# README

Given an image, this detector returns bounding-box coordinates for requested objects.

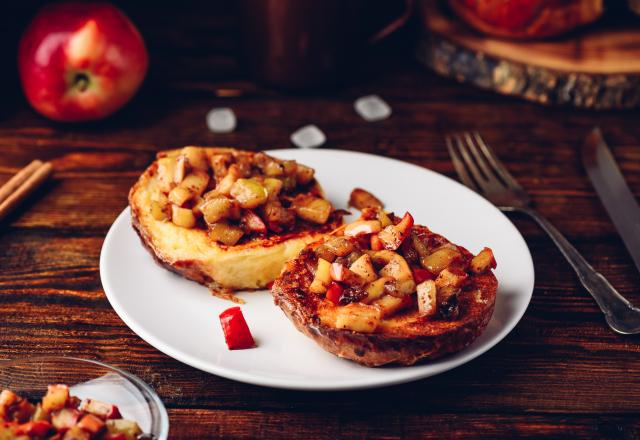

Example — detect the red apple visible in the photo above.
[18,2,148,122]
[448,0,603,39]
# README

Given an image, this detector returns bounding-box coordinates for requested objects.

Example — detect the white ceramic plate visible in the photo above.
[100,149,534,391]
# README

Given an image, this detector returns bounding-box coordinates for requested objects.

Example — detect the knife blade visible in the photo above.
[583,127,640,274]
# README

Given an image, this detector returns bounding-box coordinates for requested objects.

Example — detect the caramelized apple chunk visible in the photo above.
[151,148,339,244]
[291,195,332,225]
[470,247,497,274]
[209,222,244,246]
[348,188,383,210]
[302,209,496,326]
[335,303,381,333]
[171,205,197,228]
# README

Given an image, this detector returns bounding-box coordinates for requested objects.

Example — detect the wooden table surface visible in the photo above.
[1,2,640,439]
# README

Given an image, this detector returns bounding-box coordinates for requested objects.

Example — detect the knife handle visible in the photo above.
[522,208,638,334]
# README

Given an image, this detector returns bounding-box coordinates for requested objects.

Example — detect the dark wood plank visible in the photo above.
[166,409,640,440]
[1,1,639,437]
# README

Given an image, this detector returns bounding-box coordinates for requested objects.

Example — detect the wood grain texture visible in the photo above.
[417,2,640,108]
[1,1,640,438]
[421,1,640,74]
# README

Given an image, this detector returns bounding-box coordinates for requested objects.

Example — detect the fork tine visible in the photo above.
[452,133,491,192]
[462,132,503,186]
[446,135,479,192]
[472,132,525,192]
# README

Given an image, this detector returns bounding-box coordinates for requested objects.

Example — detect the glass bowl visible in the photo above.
[0,356,169,439]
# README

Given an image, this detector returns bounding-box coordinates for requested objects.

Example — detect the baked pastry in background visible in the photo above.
[448,0,604,39]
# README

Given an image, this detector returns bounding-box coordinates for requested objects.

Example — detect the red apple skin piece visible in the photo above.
[241,209,267,234]
[329,263,365,287]
[219,307,256,350]
[370,234,384,251]
[76,414,106,434]
[18,2,148,122]
[330,263,346,282]
[412,267,435,284]
[325,282,343,305]
[15,421,52,436]
[80,399,121,419]
[378,212,414,251]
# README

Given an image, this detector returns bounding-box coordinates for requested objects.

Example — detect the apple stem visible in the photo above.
[74,73,90,92]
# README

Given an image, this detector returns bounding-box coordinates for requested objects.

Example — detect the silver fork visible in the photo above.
[446,131,640,335]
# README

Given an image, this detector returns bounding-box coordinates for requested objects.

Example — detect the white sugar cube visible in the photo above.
[354,95,391,122]
[206,107,236,133]
[290,125,326,149]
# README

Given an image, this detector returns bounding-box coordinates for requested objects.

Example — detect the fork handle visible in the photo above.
[520,208,635,323]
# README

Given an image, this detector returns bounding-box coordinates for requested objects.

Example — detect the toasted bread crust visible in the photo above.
[129,148,342,290]
[271,227,497,366]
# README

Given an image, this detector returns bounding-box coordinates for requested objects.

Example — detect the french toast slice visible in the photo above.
[129,147,343,290]
[271,208,497,366]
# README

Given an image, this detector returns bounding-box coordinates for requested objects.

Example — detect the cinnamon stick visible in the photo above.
[0,161,53,222]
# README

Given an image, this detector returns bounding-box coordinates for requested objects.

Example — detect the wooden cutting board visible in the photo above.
[416,1,640,109]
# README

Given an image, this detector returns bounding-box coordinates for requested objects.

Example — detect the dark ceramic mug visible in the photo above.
[239,0,413,89]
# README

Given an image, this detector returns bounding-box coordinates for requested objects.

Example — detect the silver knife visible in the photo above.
[583,127,640,274]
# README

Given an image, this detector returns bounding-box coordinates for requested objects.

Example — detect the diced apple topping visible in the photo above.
[310,209,496,327]
[230,178,268,209]
[182,146,209,171]
[374,251,414,285]
[42,385,69,412]
[79,399,121,420]
[309,258,332,294]
[372,295,412,318]
[171,205,196,228]
[76,414,105,434]
[156,157,176,193]
[376,210,393,227]
[296,164,315,185]
[51,408,81,430]
[323,237,355,257]
[335,303,381,333]
[201,197,240,225]
[168,185,192,206]
[174,154,188,184]
[344,220,381,237]
[263,177,283,200]
[209,222,244,246]
[470,247,497,274]
[416,280,437,317]
[215,163,241,195]
[0,389,18,409]
[179,171,210,196]
[291,195,332,224]
[63,425,91,440]
[420,246,461,274]
[153,148,337,242]
[106,418,142,440]
[435,267,468,289]
[348,188,383,210]
[240,209,267,234]
[348,254,377,283]
[150,200,170,221]
[330,263,366,287]
[362,276,392,304]
[0,386,146,439]
[377,212,414,250]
